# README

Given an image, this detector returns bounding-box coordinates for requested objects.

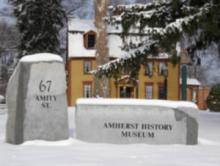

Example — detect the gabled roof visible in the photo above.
[69,19,96,32]
[68,19,171,59]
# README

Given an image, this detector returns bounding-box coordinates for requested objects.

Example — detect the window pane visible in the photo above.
[192,89,197,103]
[159,62,167,76]
[88,34,95,48]
[83,84,92,98]
[145,85,153,99]
[84,61,91,74]
[159,84,167,99]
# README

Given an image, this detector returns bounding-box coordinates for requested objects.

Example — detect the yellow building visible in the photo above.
[67,19,180,106]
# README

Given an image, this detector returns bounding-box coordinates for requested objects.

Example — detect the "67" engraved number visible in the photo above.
[39,80,52,92]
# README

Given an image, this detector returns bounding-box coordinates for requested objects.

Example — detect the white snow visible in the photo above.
[68,19,96,32]
[0,105,220,166]
[180,78,201,86]
[0,95,5,102]
[68,33,96,58]
[76,98,198,109]
[68,19,171,59]
[108,34,127,58]
[20,53,63,62]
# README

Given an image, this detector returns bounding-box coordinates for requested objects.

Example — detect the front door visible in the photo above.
[119,86,135,98]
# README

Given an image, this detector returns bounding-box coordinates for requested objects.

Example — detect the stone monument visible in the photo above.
[6,53,69,144]
[76,99,198,145]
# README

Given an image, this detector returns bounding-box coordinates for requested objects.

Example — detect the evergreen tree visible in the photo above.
[207,84,220,112]
[94,0,220,78]
[9,0,65,58]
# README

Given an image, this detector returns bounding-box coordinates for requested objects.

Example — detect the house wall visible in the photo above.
[68,58,95,106]
[68,58,180,106]
[198,86,210,110]
[179,85,210,110]
[138,60,179,100]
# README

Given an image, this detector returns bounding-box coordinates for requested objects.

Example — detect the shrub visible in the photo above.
[207,84,220,112]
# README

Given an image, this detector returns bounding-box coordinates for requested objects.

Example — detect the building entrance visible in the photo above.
[119,86,135,98]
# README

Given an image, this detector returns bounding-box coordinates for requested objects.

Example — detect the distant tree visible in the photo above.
[207,84,220,112]
[0,21,18,96]
[111,0,151,6]
[62,0,86,17]
[94,0,220,78]
[9,0,65,58]
[0,21,18,53]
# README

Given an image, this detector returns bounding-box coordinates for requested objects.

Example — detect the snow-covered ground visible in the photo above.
[0,107,220,166]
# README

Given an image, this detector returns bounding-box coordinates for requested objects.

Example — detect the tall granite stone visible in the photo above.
[76,99,198,145]
[6,53,69,144]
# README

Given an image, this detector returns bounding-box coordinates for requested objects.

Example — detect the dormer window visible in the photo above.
[84,31,96,49]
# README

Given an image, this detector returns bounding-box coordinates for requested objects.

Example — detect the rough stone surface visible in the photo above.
[76,100,198,145]
[6,55,69,144]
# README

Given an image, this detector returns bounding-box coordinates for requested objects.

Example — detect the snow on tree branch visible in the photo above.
[94,2,213,78]
[109,0,172,14]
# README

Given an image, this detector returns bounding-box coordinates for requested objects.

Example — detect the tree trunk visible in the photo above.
[94,0,110,97]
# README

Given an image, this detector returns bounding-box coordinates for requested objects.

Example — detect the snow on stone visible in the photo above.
[20,53,63,62]
[76,98,198,109]
[180,78,201,86]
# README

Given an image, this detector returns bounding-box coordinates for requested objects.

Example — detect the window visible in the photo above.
[84,60,92,74]
[158,83,167,99]
[192,89,197,103]
[84,31,96,49]
[159,62,168,76]
[144,62,153,76]
[83,82,92,98]
[145,84,153,99]
[87,34,96,48]
[119,86,135,98]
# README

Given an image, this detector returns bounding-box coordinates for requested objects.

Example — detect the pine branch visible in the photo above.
[94,3,212,77]
[110,0,173,14]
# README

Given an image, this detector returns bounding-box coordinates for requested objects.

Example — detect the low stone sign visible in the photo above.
[76,99,198,145]
[6,53,69,144]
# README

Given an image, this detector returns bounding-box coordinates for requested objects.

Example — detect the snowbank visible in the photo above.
[0,107,220,166]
